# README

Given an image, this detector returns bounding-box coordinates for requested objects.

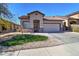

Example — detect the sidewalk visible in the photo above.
[0,32,22,42]
[0,32,79,56]
[0,32,22,38]
[0,42,79,56]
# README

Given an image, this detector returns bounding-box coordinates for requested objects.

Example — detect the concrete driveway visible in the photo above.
[49,32,79,44]
[0,32,79,56]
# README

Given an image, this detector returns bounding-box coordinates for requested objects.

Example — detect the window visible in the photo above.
[70,21,77,24]
[23,22,31,29]
[35,13,38,15]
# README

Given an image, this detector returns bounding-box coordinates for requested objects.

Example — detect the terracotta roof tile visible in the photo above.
[44,16,67,20]
[19,16,28,19]
[28,11,45,16]
[66,11,79,16]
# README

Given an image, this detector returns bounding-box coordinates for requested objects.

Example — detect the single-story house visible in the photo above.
[19,11,79,33]
[10,23,21,32]
[0,19,21,33]
[0,25,2,33]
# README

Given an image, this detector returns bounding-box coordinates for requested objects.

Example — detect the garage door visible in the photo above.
[43,24,60,32]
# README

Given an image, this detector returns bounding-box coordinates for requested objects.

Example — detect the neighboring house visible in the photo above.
[19,11,79,33]
[10,22,21,32]
[0,25,2,33]
[0,19,21,33]
[66,11,79,26]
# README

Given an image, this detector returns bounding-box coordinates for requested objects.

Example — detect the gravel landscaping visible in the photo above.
[0,34,64,52]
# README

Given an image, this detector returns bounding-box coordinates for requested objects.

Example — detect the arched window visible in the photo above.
[70,21,77,24]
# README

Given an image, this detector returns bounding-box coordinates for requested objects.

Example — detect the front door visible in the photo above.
[33,20,40,32]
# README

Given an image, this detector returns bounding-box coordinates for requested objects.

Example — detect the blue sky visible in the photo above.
[8,3,79,24]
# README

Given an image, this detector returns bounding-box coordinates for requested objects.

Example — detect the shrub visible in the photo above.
[0,34,48,46]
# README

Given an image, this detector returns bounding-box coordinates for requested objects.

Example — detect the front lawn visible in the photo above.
[0,34,48,46]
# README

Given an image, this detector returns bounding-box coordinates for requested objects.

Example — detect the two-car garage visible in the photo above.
[43,23,61,32]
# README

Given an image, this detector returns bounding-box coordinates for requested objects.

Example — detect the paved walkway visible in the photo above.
[0,32,22,38]
[0,42,79,56]
[0,32,79,56]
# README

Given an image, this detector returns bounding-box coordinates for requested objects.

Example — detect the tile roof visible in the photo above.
[66,11,79,16]
[19,16,29,19]
[44,16,68,20]
[28,11,45,16]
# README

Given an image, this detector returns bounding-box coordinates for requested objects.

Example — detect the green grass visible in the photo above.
[0,34,48,46]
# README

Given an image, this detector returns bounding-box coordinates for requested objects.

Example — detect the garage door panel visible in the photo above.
[43,24,60,32]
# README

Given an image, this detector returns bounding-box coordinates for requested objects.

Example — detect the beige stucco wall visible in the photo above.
[68,19,79,26]
[29,12,44,29]
[68,14,79,27]
[70,14,79,19]
[20,12,44,32]
[64,19,69,27]
[0,25,2,32]
[65,14,79,29]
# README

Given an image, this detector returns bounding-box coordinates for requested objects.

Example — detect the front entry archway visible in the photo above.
[70,21,77,24]
[33,20,40,32]
[69,20,77,31]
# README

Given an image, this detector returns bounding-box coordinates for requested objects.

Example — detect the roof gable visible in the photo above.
[67,11,79,16]
[28,11,45,16]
